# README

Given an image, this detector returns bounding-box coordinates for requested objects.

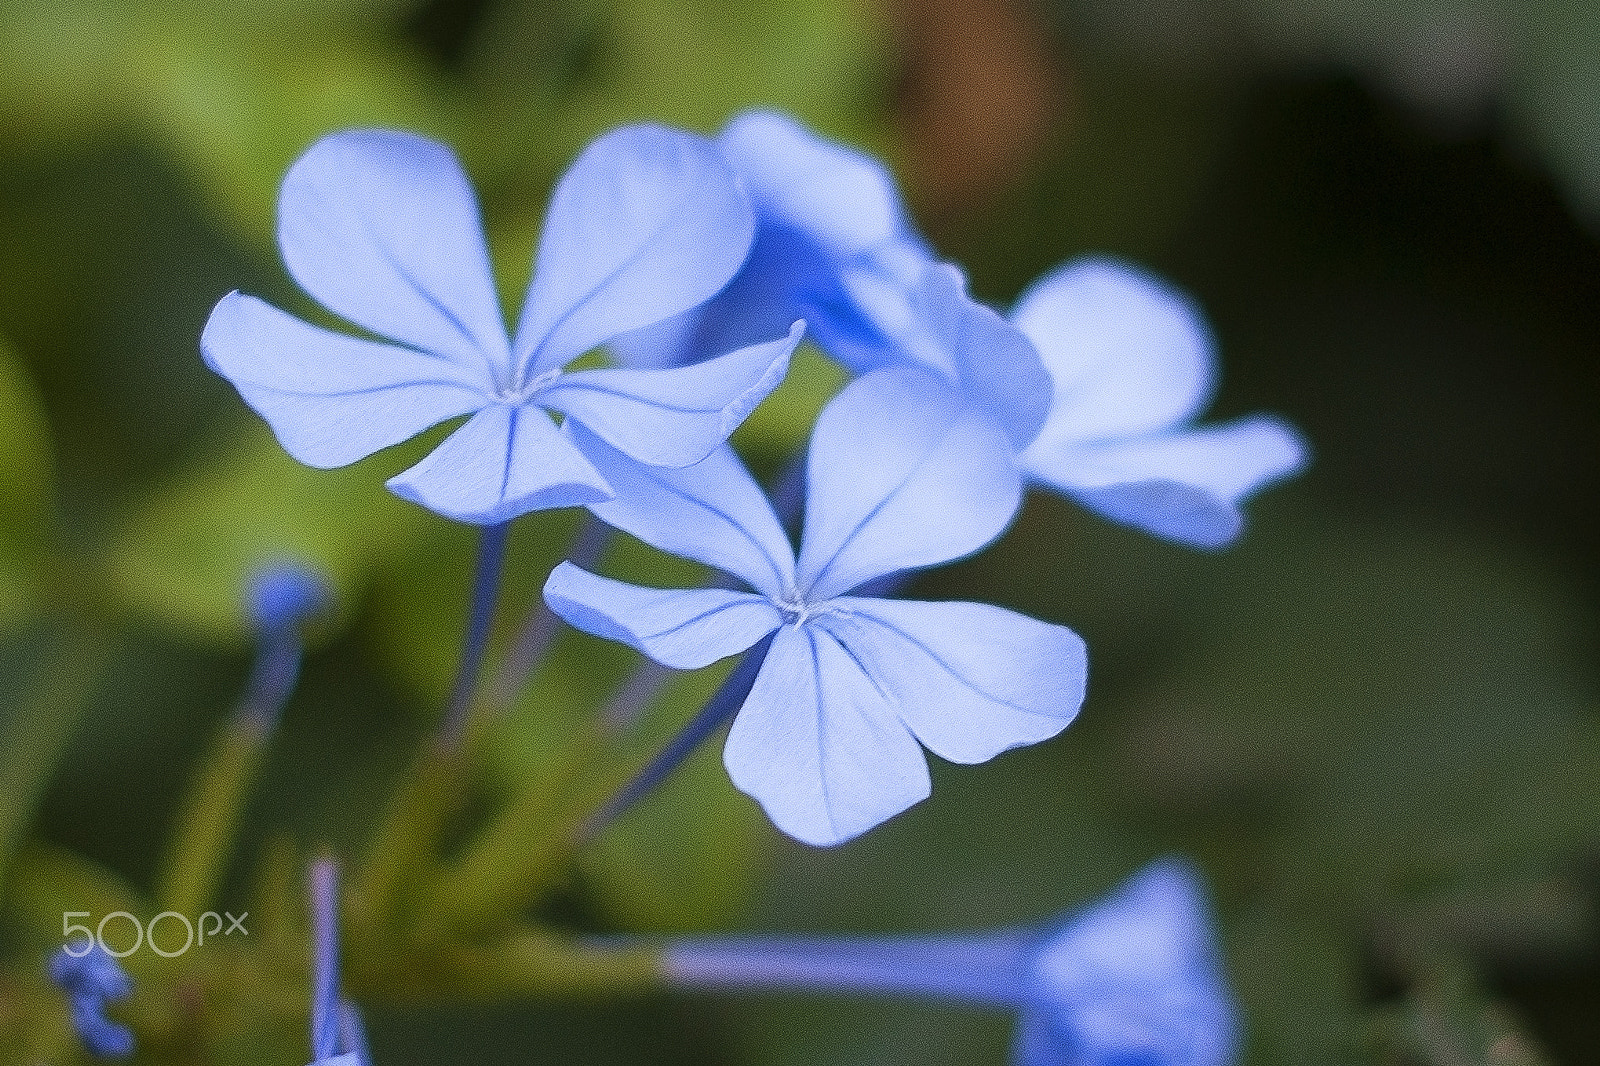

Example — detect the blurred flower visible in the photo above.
[611,109,936,375]
[1014,259,1308,549]
[545,366,1085,846]
[240,563,329,728]
[246,564,329,634]
[48,942,134,1059]
[665,860,1239,1066]
[203,126,798,525]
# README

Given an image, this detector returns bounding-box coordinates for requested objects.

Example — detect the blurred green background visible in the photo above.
[1,0,1598,1062]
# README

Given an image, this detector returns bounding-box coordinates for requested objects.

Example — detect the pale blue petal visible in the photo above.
[567,428,796,597]
[719,110,924,262]
[1024,415,1308,548]
[543,322,800,466]
[514,125,755,375]
[818,599,1085,764]
[796,368,1022,601]
[823,251,935,375]
[1020,861,1239,1066]
[913,265,1052,449]
[386,405,611,524]
[1014,258,1215,447]
[608,227,820,370]
[277,130,511,378]
[610,111,933,374]
[201,292,489,468]
[543,562,780,669]
[724,625,931,847]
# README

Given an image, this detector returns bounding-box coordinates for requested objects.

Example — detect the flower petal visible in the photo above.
[544,321,800,467]
[913,265,1053,449]
[796,367,1022,601]
[1013,258,1214,446]
[543,562,780,669]
[566,428,796,597]
[514,125,755,375]
[1024,415,1309,548]
[720,110,923,262]
[386,404,611,524]
[201,292,488,468]
[277,130,511,377]
[724,625,931,847]
[818,599,1085,764]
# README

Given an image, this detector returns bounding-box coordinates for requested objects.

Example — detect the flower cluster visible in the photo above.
[198,108,1308,1063]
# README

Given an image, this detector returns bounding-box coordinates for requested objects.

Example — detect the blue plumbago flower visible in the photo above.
[202,125,801,525]
[544,366,1087,846]
[616,114,1302,549]
[611,109,935,375]
[613,110,1048,435]
[1013,258,1308,549]
[48,942,134,1058]
[663,860,1240,1066]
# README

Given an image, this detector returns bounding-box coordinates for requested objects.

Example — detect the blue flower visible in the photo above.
[1017,862,1239,1066]
[203,125,800,525]
[616,115,1303,549]
[1013,259,1308,549]
[611,110,935,376]
[544,366,1086,846]
[48,942,134,1058]
[663,860,1240,1066]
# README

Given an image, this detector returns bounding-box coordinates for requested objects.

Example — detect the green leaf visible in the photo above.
[130,11,453,242]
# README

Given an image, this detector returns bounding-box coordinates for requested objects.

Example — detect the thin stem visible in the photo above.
[662,931,1037,1006]
[309,858,340,1063]
[484,513,611,711]
[237,629,303,731]
[599,658,675,734]
[576,632,775,844]
[155,716,271,915]
[439,520,512,745]
[157,597,315,914]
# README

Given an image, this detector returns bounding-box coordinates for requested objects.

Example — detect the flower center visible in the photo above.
[773,592,849,627]
[495,366,562,405]
[775,595,813,626]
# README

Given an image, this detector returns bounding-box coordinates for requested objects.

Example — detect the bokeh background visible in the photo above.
[2,0,1598,1062]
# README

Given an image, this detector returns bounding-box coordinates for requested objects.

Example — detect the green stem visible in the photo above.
[417,729,607,939]
[155,714,272,915]
[348,735,472,938]
[349,924,661,1001]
